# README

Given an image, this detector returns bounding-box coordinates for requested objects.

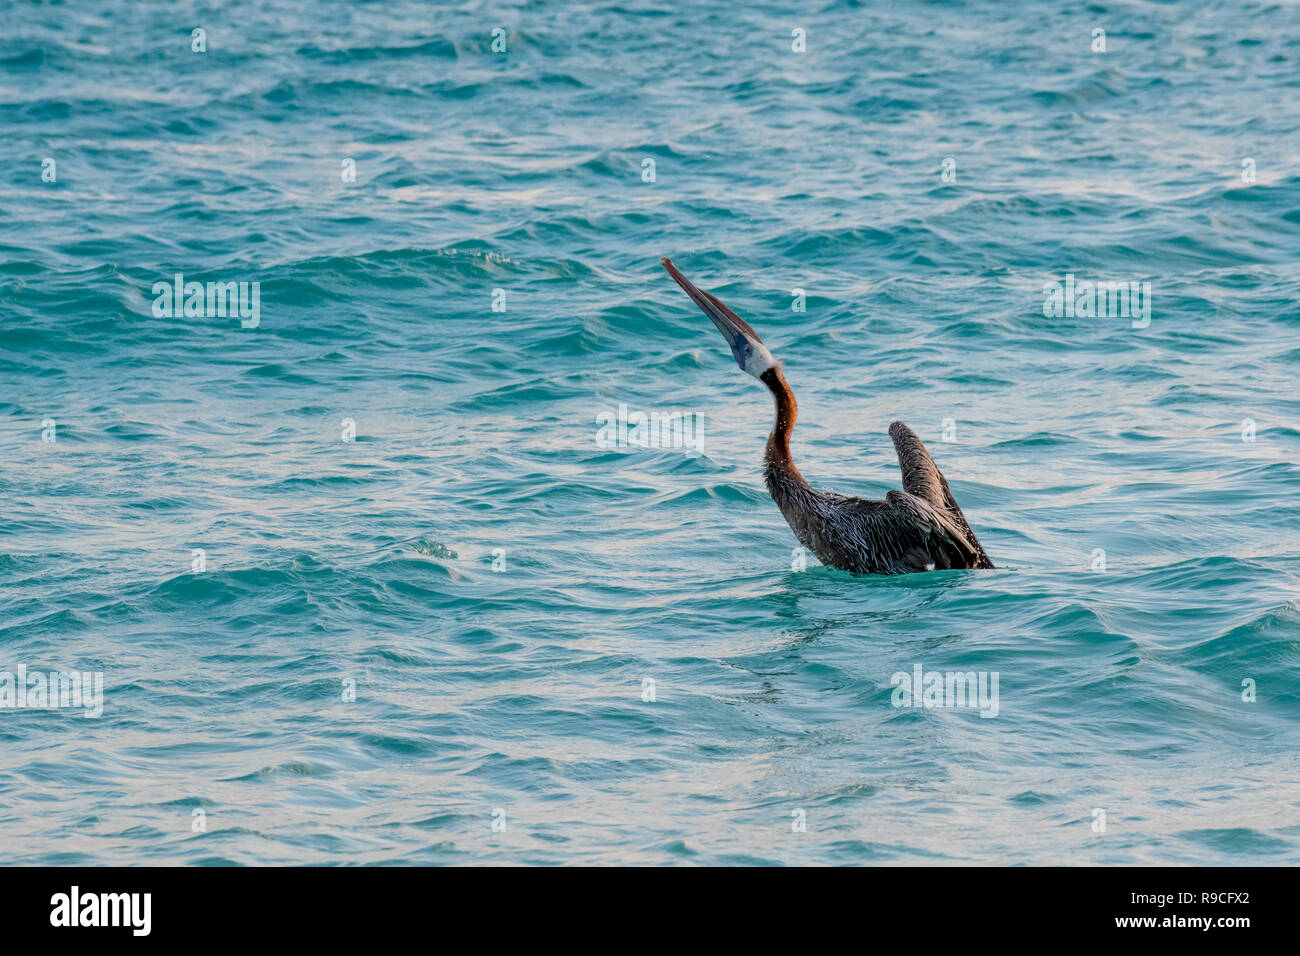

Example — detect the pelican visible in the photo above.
[662,257,994,575]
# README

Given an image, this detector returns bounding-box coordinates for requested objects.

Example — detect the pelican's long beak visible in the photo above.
[661,257,776,379]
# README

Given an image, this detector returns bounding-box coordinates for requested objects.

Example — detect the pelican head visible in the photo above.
[662,257,777,379]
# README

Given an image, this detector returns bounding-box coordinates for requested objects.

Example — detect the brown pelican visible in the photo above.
[662,257,994,575]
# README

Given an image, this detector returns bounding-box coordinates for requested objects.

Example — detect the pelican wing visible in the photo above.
[887,421,993,568]
[815,489,982,574]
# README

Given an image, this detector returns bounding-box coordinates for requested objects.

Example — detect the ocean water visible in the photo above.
[2,0,1299,866]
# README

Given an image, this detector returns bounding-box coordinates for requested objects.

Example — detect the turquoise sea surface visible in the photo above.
[2,0,1299,864]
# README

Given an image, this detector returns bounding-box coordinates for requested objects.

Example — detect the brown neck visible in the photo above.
[761,366,800,473]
